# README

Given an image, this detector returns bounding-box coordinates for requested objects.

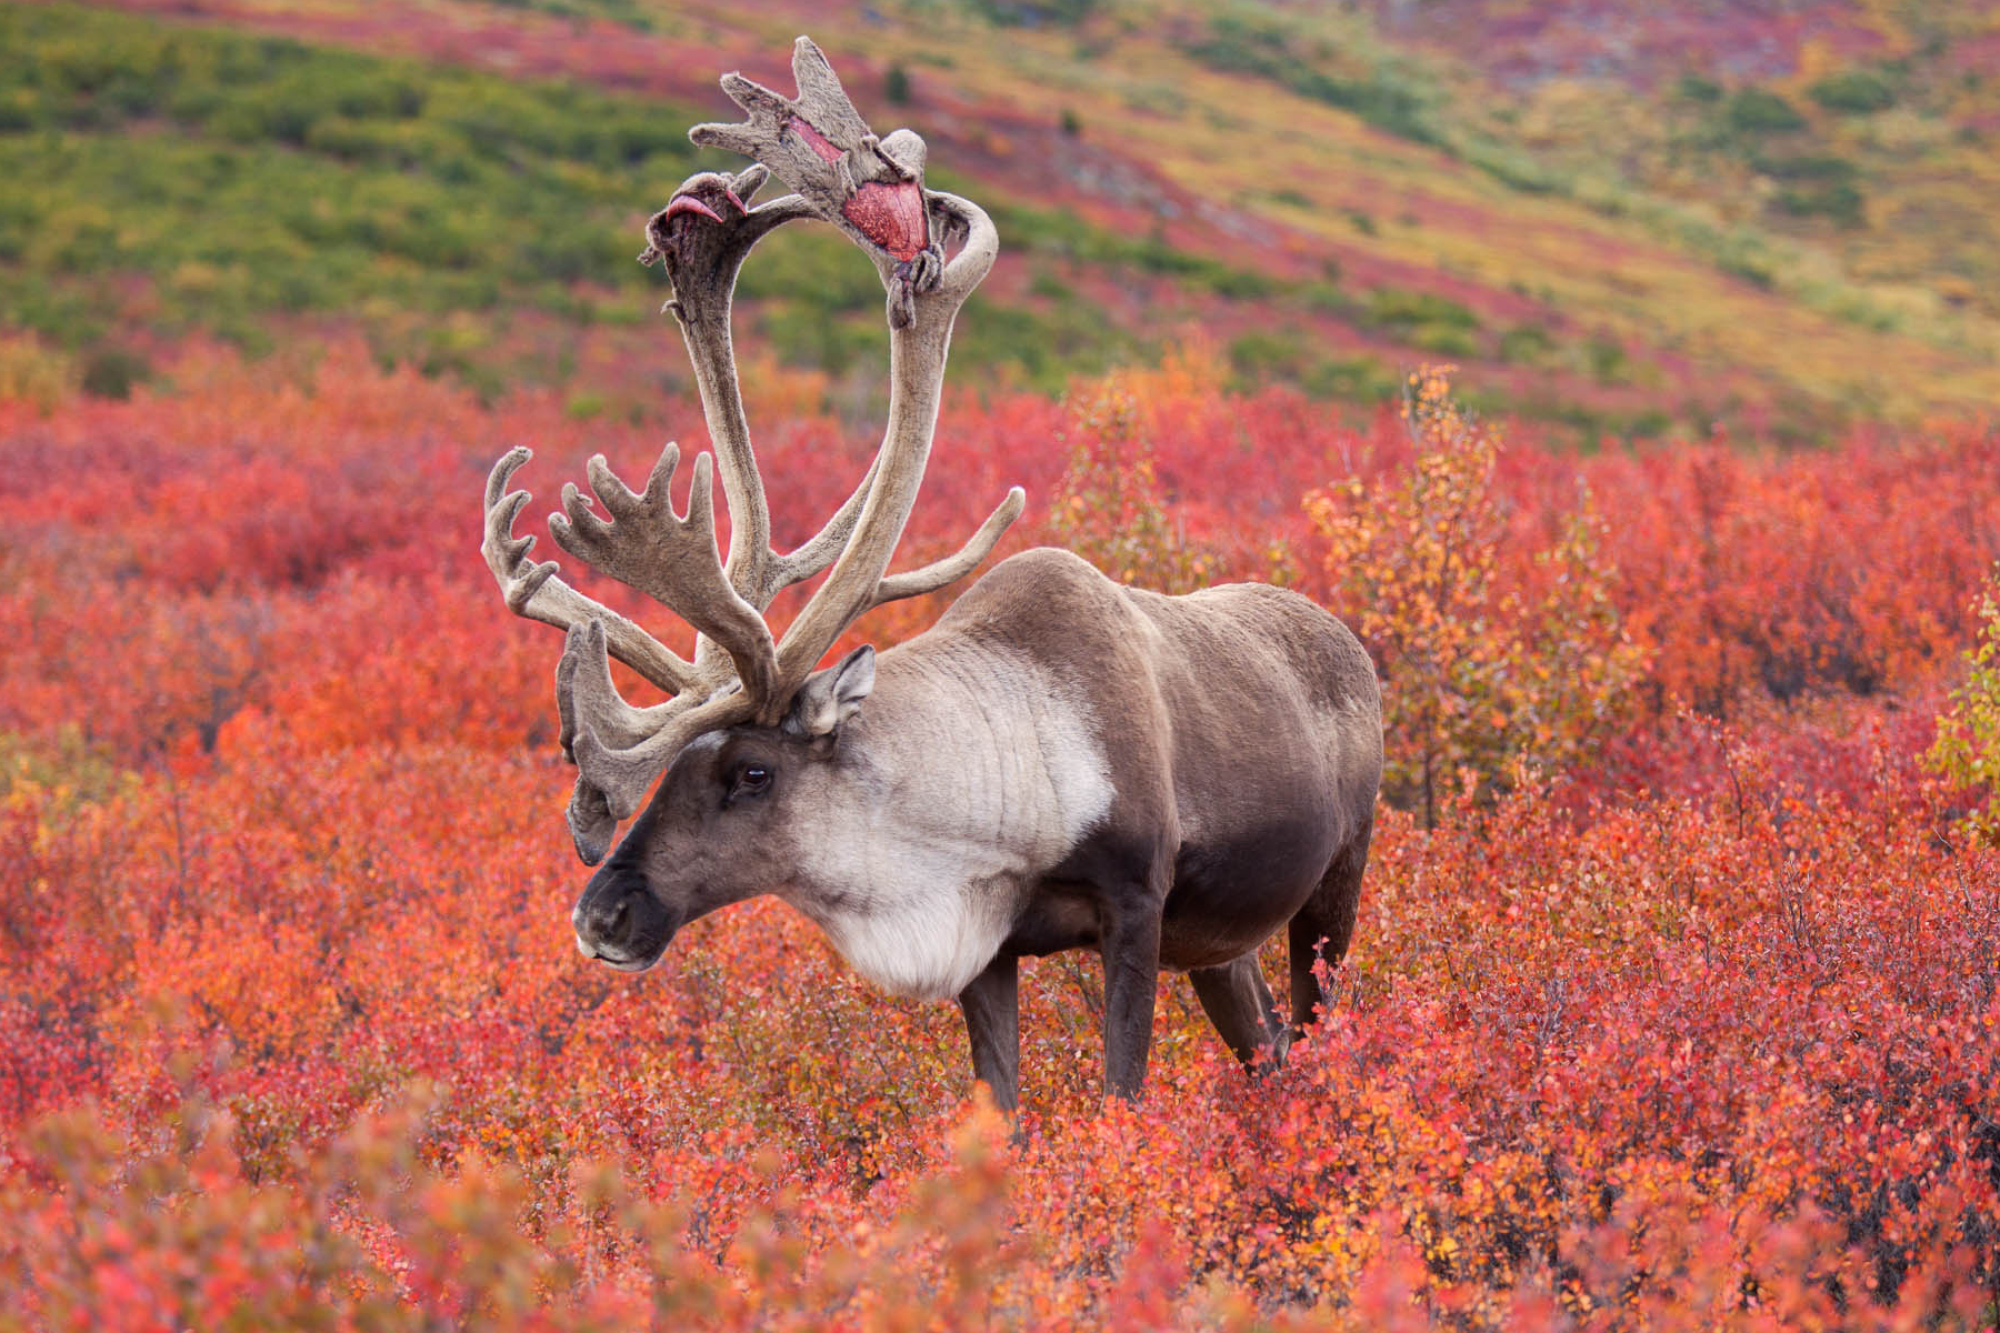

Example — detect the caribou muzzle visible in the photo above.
[572,866,679,972]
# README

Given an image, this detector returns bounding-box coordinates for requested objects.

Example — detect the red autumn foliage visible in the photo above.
[1,343,1997,1328]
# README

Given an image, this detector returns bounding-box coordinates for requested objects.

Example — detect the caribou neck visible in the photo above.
[771,639,1114,1001]
[821,639,1116,884]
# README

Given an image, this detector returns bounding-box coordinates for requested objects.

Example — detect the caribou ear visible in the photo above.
[787,645,876,738]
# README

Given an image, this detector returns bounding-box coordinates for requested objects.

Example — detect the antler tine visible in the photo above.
[766,453,882,598]
[553,621,684,764]
[923,191,1000,306]
[482,447,701,695]
[548,442,782,710]
[869,486,1027,609]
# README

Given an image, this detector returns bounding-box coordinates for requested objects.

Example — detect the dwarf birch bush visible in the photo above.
[1307,368,1647,825]
[1046,377,1224,595]
[1927,566,2000,845]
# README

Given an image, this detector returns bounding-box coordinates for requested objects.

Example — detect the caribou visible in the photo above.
[479,39,1382,1105]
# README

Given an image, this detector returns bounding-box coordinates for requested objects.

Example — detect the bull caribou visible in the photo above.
[480,39,1382,1105]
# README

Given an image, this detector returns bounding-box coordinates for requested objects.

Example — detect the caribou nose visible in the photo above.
[571,868,677,970]
[575,893,632,954]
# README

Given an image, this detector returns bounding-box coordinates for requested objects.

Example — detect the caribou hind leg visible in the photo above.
[1287,817,1373,1038]
[1190,955,1290,1070]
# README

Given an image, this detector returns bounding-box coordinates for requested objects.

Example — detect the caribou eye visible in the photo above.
[730,764,772,799]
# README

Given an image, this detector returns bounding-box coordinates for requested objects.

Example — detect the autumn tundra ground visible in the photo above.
[1,345,1998,1328]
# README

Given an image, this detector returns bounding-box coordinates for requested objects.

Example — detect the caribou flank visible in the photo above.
[480,38,1383,1104]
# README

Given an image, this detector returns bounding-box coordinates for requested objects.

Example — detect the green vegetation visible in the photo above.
[1808,70,1895,115]
[1177,12,1584,204]
[1927,568,2000,846]
[482,0,657,27]
[963,0,1102,27]
[1360,287,1481,356]
[1774,180,1866,228]
[1153,0,1987,382]
[1726,87,1808,135]
[11,0,1998,431]
[1181,15,1444,148]
[974,190,1283,301]
[1677,74,1724,104]
[0,4,1298,399]
[1224,327,1400,404]
[1584,335,1626,384]
[79,346,151,400]
[1497,323,1555,364]
[884,63,913,106]
[0,4,708,388]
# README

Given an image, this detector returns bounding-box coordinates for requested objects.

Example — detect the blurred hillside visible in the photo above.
[5,0,1999,439]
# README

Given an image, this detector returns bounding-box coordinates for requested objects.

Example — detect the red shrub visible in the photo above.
[0,350,1996,1328]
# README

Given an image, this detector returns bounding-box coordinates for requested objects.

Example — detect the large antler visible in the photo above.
[481,37,1023,863]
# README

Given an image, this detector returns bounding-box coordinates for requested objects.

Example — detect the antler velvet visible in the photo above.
[478,37,1023,863]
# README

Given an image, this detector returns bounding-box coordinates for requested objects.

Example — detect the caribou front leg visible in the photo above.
[1100,892,1165,1100]
[957,953,1020,1111]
